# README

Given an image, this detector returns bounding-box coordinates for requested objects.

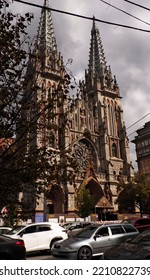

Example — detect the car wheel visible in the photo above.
[77,246,92,260]
[0,254,11,260]
[49,239,61,254]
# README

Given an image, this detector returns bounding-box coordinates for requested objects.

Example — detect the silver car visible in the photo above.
[51,223,139,260]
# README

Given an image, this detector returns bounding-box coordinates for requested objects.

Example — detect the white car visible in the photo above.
[0,227,12,235]
[6,222,67,253]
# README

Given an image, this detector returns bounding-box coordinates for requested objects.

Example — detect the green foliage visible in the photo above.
[116,172,150,215]
[76,184,95,218]
[0,1,78,224]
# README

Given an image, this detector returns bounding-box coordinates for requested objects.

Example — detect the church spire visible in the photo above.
[88,17,107,79]
[36,0,57,55]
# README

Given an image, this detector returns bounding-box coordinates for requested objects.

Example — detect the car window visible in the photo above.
[123,224,137,233]
[0,229,9,234]
[110,226,124,235]
[96,227,109,236]
[38,225,51,232]
[82,223,92,228]
[6,226,25,235]
[76,225,99,238]
[21,225,37,234]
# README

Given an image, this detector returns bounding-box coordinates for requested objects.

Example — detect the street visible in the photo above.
[26,252,101,260]
[27,252,62,260]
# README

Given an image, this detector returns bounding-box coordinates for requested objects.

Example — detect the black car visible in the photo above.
[103,229,150,259]
[0,235,26,260]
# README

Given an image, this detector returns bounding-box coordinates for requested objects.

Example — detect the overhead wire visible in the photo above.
[11,1,150,141]
[127,112,150,130]
[13,0,150,33]
[99,0,150,26]
[121,0,150,11]
[127,113,150,138]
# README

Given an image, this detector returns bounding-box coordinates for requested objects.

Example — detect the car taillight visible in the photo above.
[62,229,67,233]
[15,240,25,247]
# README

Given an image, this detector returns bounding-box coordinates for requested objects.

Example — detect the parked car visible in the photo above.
[0,227,12,235]
[0,235,26,259]
[51,223,139,260]
[6,222,68,253]
[103,229,150,259]
[66,221,96,237]
[122,217,150,232]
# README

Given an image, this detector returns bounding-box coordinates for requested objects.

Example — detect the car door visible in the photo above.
[36,224,52,250]
[19,225,38,252]
[109,225,126,245]
[91,226,112,255]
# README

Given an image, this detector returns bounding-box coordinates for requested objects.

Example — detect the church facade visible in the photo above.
[24,0,134,221]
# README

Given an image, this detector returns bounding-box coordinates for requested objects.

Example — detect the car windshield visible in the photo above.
[130,231,150,245]
[7,226,25,235]
[75,225,99,238]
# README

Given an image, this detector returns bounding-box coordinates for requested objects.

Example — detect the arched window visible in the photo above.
[112,143,117,157]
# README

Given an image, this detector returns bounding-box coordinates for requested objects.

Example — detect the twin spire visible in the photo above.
[35,1,118,92]
[88,17,107,78]
[88,17,119,92]
[36,0,57,54]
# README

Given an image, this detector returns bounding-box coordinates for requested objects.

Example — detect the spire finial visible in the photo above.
[44,0,49,7]
[88,17,107,79]
[92,16,96,30]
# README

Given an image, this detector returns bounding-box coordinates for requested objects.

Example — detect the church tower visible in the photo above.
[64,18,134,219]
[24,1,134,221]
[22,0,68,217]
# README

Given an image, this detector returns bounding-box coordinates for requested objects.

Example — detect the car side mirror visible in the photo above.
[94,234,101,240]
[19,232,24,237]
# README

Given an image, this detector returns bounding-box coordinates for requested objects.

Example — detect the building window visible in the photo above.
[112,143,117,157]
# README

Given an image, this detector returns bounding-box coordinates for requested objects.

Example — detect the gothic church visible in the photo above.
[25,0,134,221]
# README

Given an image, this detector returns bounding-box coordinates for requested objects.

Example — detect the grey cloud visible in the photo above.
[10,0,150,169]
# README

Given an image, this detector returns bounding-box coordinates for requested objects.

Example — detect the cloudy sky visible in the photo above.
[10,0,150,170]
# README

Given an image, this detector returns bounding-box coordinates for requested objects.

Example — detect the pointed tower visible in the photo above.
[22,0,68,218]
[80,18,134,210]
[29,0,67,151]
[87,17,107,88]
[33,0,64,75]
[37,0,57,54]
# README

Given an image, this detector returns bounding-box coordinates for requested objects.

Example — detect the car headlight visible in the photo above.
[63,246,72,250]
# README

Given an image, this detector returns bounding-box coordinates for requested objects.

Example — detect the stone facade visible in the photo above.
[24,0,134,220]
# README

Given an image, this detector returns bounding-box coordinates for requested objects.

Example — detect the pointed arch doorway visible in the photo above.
[81,177,114,221]
[46,186,65,214]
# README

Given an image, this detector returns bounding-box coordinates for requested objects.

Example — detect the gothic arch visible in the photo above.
[46,186,65,214]
[78,178,113,213]
[83,178,104,205]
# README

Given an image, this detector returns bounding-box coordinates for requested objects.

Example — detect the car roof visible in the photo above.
[18,222,61,227]
[0,226,12,229]
[123,218,150,222]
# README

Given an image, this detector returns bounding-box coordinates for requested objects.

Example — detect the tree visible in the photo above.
[116,172,150,216]
[0,1,77,225]
[76,184,95,219]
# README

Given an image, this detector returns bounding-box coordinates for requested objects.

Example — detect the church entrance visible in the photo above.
[84,178,114,221]
[46,186,65,214]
